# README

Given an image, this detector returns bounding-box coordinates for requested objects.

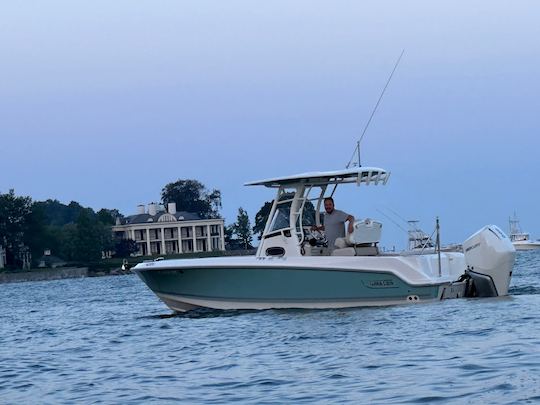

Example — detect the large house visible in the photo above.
[112,203,225,256]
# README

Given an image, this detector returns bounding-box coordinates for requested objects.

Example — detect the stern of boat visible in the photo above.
[462,225,516,297]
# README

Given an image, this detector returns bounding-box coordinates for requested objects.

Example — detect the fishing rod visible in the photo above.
[347,49,405,168]
[375,208,409,234]
[381,204,409,225]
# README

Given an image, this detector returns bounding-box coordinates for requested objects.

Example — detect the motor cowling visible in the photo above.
[462,225,516,297]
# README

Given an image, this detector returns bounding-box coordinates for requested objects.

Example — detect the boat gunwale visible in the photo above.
[132,262,456,287]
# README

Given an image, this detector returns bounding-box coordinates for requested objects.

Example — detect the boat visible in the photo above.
[405,220,462,253]
[133,167,516,312]
[407,220,434,251]
[509,213,540,250]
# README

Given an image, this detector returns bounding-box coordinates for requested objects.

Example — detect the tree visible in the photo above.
[253,201,273,240]
[42,223,66,259]
[161,180,221,219]
[0,190,33,268]
[29,199,120,262]
[224,224,234,246]
[97,208,122,225]
[252,195,316,239]
[114,238,138,258]
[0,191,121,267]
[232,207,253,249]
[25,203,48,264]
[33,199,85,227]
[58,223,78,261]
[70,210,113,262]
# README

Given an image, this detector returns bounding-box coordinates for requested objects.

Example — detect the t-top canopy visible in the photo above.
[245,167,390,188]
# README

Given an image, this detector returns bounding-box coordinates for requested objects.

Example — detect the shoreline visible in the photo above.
[0,267,91,284]
[0,249,256,284]
[0,266,135,284]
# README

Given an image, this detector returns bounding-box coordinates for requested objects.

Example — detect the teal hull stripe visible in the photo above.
[137,267,440,301]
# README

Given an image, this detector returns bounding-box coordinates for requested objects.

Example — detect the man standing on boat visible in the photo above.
[312,197,355,249]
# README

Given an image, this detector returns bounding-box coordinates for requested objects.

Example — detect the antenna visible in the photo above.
[347,49,405,168]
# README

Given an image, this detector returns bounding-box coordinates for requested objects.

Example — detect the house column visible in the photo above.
[146,228,151,255]
[192,225,197,252]
[220,222,225,250]
[206,224,211,252]
[160,226,166,255]
[177,226,183,253]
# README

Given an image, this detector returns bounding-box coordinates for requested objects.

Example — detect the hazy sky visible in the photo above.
[1,1,539,249]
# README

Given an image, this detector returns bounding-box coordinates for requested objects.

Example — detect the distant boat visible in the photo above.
[509,213,540,250]
[405,220,461,253]
[407,220,434,251]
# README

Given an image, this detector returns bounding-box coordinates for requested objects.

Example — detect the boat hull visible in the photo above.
[513,241,540,251]
[135,264,445,312]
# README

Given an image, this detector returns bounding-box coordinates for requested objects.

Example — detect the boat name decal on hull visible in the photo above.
[366,279,396,288]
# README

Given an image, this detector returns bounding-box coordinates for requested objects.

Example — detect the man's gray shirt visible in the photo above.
[324,209,350,248]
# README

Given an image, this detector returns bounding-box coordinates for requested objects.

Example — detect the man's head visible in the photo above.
[324,197,335,214]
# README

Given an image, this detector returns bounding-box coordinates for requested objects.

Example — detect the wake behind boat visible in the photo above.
[133,167,516,312]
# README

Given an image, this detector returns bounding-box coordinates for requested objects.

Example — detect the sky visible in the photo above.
[1,1,539,249]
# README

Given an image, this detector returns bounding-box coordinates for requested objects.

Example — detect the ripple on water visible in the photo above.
[0,257,540,403]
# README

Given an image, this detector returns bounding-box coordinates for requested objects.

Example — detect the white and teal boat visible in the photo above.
[133,167,516,312]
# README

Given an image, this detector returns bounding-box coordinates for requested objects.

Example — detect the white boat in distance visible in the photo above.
[509,214,540,250]
[133,167,516,312]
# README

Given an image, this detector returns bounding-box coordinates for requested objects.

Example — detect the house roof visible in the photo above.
[117,211,202,225]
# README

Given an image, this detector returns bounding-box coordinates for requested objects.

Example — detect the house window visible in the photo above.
[196,239,208,252]
[150,242,161,255]
[134,230,147,241]
[165,241,178,254]
[211,237,221,251]
[164,228,176,239]
[182,239,194,253]
[195,226,207,237]
[137,242,147,256]
[210,225,220,236]
[181,227,192,238]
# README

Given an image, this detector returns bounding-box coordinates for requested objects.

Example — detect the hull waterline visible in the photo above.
[154,291,442,312]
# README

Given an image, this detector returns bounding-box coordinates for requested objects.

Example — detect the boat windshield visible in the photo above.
[268,202,292,232]
[266,189,320,235]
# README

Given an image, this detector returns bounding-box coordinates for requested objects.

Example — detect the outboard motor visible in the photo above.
[462,225,516,297]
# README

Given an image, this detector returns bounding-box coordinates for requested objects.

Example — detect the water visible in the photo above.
[1,252,540,404]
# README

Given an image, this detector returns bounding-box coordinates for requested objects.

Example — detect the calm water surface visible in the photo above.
[1,252,540,404]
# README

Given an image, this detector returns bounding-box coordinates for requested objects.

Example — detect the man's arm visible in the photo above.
[346,215,355,234]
